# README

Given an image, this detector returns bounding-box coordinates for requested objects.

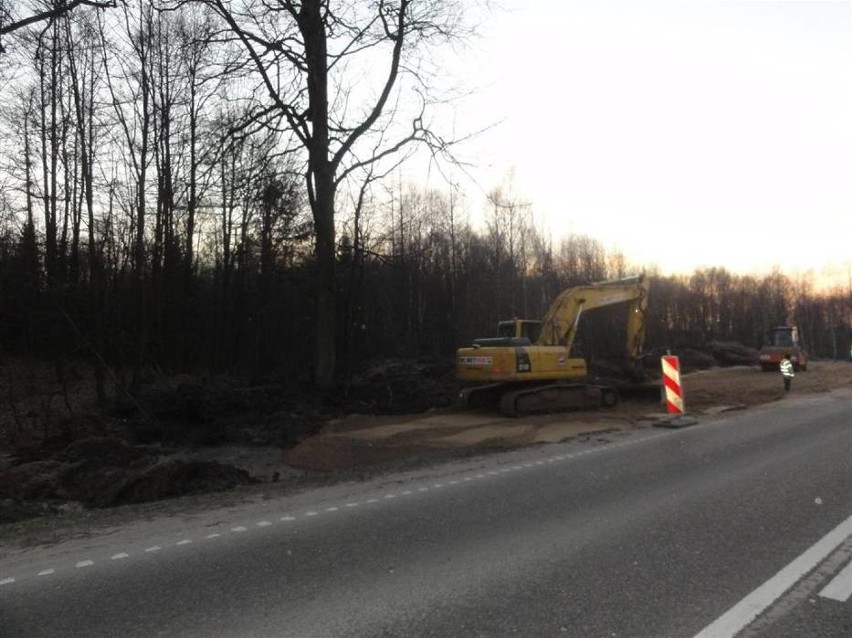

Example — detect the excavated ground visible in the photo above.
[1,359,850,546]
[283,361,852,471]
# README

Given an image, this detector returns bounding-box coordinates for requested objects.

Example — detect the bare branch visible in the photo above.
[1,0,116,52]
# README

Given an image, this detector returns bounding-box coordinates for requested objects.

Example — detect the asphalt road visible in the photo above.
[2,388,851,637]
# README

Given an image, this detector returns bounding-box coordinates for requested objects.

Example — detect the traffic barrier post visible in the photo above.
[662,354,684,414]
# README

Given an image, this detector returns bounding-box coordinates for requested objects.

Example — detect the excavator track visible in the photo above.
[498,383,619,417]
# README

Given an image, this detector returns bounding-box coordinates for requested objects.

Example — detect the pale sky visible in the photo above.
[444,0,852,285]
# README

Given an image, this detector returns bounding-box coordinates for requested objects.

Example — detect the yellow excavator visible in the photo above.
[456,274,651,416]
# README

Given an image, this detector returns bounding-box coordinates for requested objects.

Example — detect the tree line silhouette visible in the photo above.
[1,1,849,405]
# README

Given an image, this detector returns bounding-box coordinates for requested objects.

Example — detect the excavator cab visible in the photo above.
[497,320,543,343]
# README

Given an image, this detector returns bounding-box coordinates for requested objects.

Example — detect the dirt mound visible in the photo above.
[112,459,254,505]
[0,436,255,521]
[343,357,456,414]
[706,341,758,367]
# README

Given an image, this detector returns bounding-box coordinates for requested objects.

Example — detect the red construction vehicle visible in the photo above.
[758,326,808,372]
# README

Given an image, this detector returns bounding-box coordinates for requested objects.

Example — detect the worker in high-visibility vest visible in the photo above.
[780,353,795,392]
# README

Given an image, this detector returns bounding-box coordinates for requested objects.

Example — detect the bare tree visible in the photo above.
[187,0,473,387]
[173,6,223,280]
[486,181,534,317]
[99,0,157,391]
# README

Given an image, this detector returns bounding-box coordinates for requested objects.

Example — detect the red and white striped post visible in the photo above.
[661,355,685,415]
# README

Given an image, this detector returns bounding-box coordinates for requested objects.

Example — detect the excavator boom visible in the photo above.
[538,275,649,362]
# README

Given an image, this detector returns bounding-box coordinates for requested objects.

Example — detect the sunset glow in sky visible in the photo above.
[443,0,852,285]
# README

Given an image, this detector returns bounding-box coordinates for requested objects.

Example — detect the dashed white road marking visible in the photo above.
[694,514,852,638]
[820,559,852,602]
[1,436,662,588]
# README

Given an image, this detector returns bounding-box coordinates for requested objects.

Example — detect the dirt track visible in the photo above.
[281,361,852,472]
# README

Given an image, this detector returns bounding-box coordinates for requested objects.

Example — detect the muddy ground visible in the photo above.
[285,360,852,471]
[1,356,851,539]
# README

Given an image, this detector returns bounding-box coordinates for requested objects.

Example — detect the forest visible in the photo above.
[1,1,850,409]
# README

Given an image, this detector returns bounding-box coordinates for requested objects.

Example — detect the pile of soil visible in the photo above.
[0,436,255,523]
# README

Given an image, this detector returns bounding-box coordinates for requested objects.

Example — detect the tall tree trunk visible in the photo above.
[131,6,151,394]
[186,77,198,281]
[299,1,335,388]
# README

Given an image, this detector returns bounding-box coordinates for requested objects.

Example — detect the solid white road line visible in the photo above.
[819,559,852,602]
[694,514,852,638]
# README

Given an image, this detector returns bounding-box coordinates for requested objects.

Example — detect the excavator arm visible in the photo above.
[538,275,649,366]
